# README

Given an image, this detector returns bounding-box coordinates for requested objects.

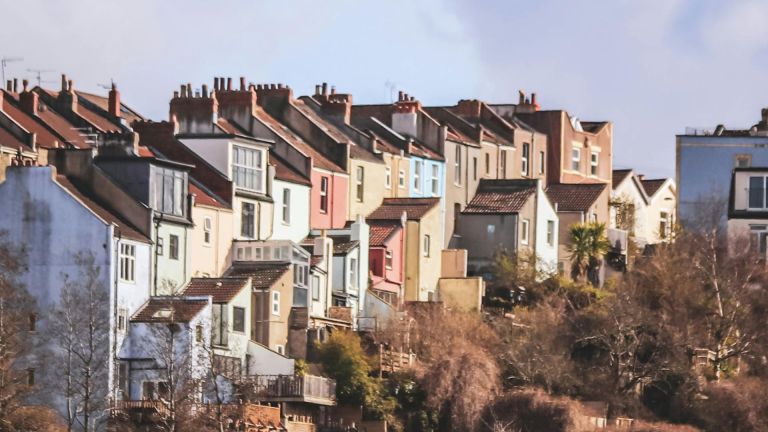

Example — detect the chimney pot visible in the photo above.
[173,91,179,98]
[21,79,27,92]
[227,77,232,91]
[398,91,404,101]
[240,77,246,91]
[214,77,219,90]
[315,84,321,95]
[202,84,209,98]
[61,74,67,92]
[186,83,192,96]
[322,82,328,96]
[531,93,537,106]
[518,90,525,105]
[270,84,276,90]
[410,96,415,102]
[13,78,18,93]
[278,83,284,89]
[67,80,73,92]
[248,84,256,91]
[5,80,11,91]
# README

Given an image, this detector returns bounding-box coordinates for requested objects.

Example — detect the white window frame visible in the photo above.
[118,307,128,332]
[539,150,545,174]
[282,188,291,224]
[203,217,212,246]
[241,202,255,238]
[232,145,265,193]
[571,148,581,171]
[454,146,462,186]
[385,166,392,189]
[319,177,329,213]
[119,243,135,283]
[590,151,599,176]
[431,165,439,196]
[232,306,246,333]
[311,275,321,301]
[521,143,530,176]
[423,234,431,257]
[547,220,555,246]
[385,250,393,270]
[413,161,422,192]
[521,219,530,245]
[659,211,670,239]
[748,176,768,210]
[355,166,364,202]
[169,234,179,260]
[271,291,280,316]
[500,150,507,178]
[349,257,358,290]
[154,167,186,217]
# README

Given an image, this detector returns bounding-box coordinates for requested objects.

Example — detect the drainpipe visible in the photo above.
[112,226,121,403]
[153,213,163,296]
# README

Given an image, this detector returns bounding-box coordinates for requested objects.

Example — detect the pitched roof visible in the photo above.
[369,222,402,247]
[190,179,229,209]
[132,297,208,323]
[612,169,632,189]
[271,150,312,186]
[55,175,149,242]
[182,277,250,303]
[226,262,291,289]
[546,183,607,212]
[0,91,64,148]
[640,179,668,197]
[367,197,440,221]
[75,90,144,125]
[462,179,537,214]
[0,124,32,151]
[329,236,359,255]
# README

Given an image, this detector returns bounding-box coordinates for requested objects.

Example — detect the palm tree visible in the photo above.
[568,222,611,286]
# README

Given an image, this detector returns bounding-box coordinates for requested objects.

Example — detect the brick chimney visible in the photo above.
[455,99,482,119]
[169,83,219,134]
[392,91,422,137]
[254,83,293,112]
[19,80,38,115]
[56,74,79,113]
[216,76,258,125]
[515,89,540,114]
[108,82,121,118]
[320,91,353,125]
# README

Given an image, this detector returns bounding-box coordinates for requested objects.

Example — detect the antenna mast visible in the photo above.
[1,57,23,85]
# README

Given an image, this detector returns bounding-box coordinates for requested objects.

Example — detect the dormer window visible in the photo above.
[154,167,186,217]
[749,176,768,209]
[233,145,265,192]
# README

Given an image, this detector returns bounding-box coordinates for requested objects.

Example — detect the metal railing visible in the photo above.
[238,374,336,405]
[111,400,170,417]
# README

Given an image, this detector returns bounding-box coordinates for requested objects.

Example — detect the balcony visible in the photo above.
[379,349,416,374]
[237,374,336,406]
[111,400,169,418]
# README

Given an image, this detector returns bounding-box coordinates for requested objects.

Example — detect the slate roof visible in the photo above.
[546,183,607,212]
[368,222,401,247]
[132,297,208,323]
[640,179,667,197]
[367,197,440,221]
[55,174,149,242]
[226,262,291,288]
[271,151,312,186]
[462,179,537,214]
[612,169,632,189]
[182,277,250,303]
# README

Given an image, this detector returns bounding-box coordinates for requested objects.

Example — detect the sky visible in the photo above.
[2,0,768,178]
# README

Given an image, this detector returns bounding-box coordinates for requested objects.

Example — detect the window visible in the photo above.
[547,220,555,246]
[500,150,507,178]
[276,345,285,355]
[487,224,496,241]
[311,275,320,301]
[454,146,462,185]
[590,151,599,176]
[169,234,179,260]
[539,151,545,174]
[749,176,767,209]
[751,226,768,255]
[485,153,490,174]
[385,250,393,269]
[473,157,478,181]
[233,306,245,333]
[233,145,264,192]
[293,263,308,287]
[659,212,670,239]
[28,314,36,332]
[26,369,34,387]
[282,188,291,224]
[431,165,439,196]
[736,154,752,168]
[195,324,203,343]
[349,257,358,289]
[212,304,229,346]
[571,148,581,171]
[272,291,280,316]
[413,162,422,191]
[154,167,186,216]
[119,243,135,282]
[355,166,364,202]
[398,169,405,188]
[521,219,530,245]
[423,235,431,257]
[319,177,329,213]
[522,143,530,176]
[117,308,128,332]
[385,166,392,189]
[156,237,164,256]
[241,202,255,237]
[203,217,212,245]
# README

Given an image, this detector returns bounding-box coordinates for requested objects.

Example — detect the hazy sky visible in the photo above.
[2,0,768,177]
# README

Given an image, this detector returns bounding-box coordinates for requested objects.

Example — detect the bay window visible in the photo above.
[233,145,264,192]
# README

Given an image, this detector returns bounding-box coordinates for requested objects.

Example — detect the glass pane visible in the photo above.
[749,176,764,208]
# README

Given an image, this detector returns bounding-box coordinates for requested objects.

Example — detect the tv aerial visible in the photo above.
[1,56,23,84]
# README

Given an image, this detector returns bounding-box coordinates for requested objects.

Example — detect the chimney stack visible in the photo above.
[227,77,232,91]
[5,80,11,91]
[61,74,67,92]
[108,82,121,118]
[315,84,321,96]
[322,82,328,96]
[201,84,209,98]
[518,90,525,105]
[240,77,246,91]
[214,77,220,91]
[13,79,18,93]
[20,80,39,115]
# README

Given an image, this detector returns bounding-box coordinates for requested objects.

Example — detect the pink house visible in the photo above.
[310,169,348,230]
[367,221,404,306]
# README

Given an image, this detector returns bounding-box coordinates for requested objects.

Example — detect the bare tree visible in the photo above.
[49,251,110,432]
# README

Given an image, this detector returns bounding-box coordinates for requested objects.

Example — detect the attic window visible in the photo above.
[153,308,173,319]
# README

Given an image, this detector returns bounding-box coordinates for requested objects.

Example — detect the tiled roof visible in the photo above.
[462,179,537,214]
[329,236,359,255]
[55,175,149,242]
[76,90,144,125]
[271,150,312,186]
[612,169,632,189]
[35,100,90,148]
[0,91,64,148]
[226,262,290,288]
[0,125,32,151]
[75,103,122,133]
[546,183,607,212]
[254,107,344,173]
[182,277,249,303]
[368,222,401,247]
[190,179,229,209]
[367,197,440,221]
[132,297,208,323]
[640,179,667,197]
